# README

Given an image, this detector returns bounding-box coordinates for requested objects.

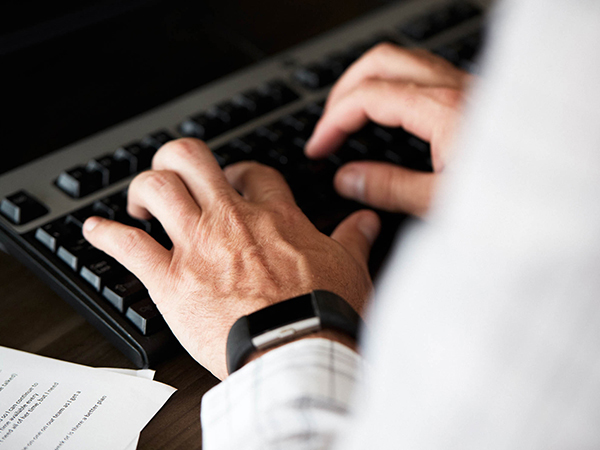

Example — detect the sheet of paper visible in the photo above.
[100,368,157,450]
[0,346,176,450]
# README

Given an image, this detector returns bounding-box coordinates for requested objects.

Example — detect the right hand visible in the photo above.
[305,43,472,217]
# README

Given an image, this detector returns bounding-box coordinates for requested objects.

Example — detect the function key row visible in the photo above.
[178,80,299,142]
[55,130,175,199]
[32,189,169,335]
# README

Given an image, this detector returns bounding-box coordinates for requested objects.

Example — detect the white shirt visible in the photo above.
[201,0,600,448]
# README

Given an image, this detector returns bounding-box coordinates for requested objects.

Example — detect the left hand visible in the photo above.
[83,138,380,380]
[305,44,471,217]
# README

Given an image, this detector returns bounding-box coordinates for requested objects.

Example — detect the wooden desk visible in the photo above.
[0,250,218,449]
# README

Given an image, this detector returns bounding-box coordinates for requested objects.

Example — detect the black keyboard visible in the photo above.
[0,0,488,368]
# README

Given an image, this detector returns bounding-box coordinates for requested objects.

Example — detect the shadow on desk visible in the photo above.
[0,250,218,449]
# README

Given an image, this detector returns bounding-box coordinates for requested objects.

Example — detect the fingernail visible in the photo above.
[337,168,365,201]
[358,213,380,245]
[83,216,102,233]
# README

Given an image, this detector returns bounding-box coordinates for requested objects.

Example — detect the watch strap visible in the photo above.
[225,315,254,376]
[313,290,361,341]
[226,290,361,374]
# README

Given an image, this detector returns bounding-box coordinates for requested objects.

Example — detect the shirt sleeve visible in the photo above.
[200,338,362,450]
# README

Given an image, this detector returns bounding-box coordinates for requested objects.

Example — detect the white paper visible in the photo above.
[100,368,157,450]
[0,346,176,450]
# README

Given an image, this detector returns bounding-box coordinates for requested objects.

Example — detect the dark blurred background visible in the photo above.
[2,0,387,175]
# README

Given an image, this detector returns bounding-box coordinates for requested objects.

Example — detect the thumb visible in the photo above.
[334,162,435,217]
[330,209,381,267]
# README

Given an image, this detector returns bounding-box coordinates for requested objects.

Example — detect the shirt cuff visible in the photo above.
[201,338,362,450]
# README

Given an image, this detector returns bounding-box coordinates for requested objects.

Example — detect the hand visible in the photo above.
[82,138,380,380]
[305,43,472,217]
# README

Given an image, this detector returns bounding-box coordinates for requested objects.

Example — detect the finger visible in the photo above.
[224,161,296,204]
[306,79,462,159]
[326,44,468,113]
[127,170,201,240]
[334,162,436,217]
[330,209,380,268]
[152,138,237,206]
[83,216,171,285]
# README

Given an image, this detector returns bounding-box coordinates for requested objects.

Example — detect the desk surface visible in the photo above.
[0,249,218,449]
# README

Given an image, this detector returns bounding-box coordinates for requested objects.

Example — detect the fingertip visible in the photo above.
[304,122,331,159]
[304,130,322,158]
[334,165,366,201]
[83,216,104,235]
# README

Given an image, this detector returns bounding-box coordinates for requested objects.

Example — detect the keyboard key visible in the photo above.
[56,165,102,198]
[1,190,49,225]
[369,124,404,144]
[256,124,287,144]
[102,273,147,312]
[383,148,404,165]
[346,137,370,157]
[212,144,246,167]
[400,1,481,42]
[179,113,225,141]
[86,154,130,186]
[207,101,253,129]
[93,196,126,221]
[35,220,78,252]
[141,130,175,151]
[407,135,430,154]
[80,255,126,292]
[126,298,165,335]
[65,206,97,228]
[57,236,96,271]
[260,80,299,107]
[114,142,155,173]
[293,60,343,90]
[434,30,484,72]
[233,89,276,117]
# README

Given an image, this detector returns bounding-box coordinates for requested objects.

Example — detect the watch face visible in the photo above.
[248,294,316,336]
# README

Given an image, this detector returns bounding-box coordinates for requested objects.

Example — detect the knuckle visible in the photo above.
[364,166,397,208]
[153,137,205,167]
[138,170,176,193]
[355,42,396,68]
[396,82,420,108]
[116,227,148,258]
[241,160,265,175]
[369,42,398,59]
[167,138,204,160]
[434,87,463,106]
[354,77,388,98]
[268,199,301,219]
[222,203,252,236]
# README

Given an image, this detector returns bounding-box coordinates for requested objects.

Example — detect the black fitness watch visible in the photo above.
[226,290,363,374]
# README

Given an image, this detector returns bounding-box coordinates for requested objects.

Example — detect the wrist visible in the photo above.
[225,290,363,375]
